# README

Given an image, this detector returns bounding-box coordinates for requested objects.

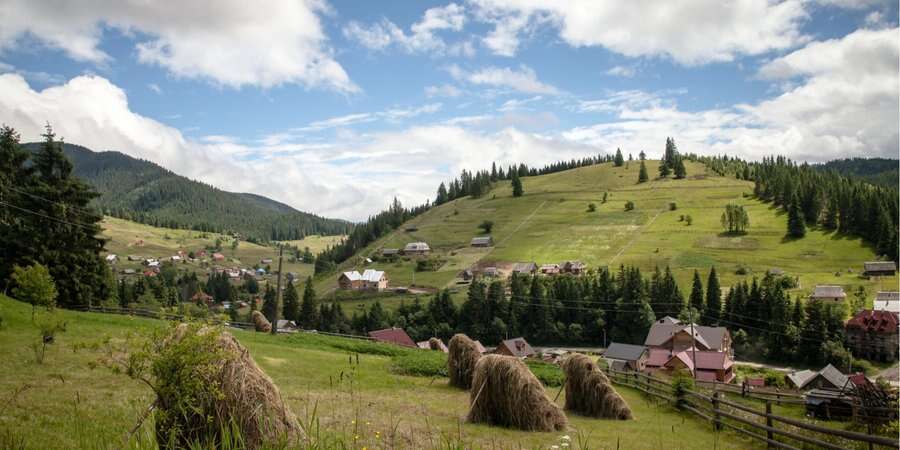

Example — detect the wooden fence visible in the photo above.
[605,368,899,450]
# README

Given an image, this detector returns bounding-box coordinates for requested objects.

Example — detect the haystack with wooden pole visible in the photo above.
[467,354,568,431]
[154,324,301,449]
[448,333,482,389]
[561,353,632,420]
[251,310,272,333]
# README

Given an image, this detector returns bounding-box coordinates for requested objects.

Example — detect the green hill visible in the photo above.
[815,157,899,188]
[23,142,351,241]
[318,160,892,299]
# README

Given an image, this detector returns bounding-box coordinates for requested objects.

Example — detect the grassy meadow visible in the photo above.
[315,161,894,308]
[0,295,774,449]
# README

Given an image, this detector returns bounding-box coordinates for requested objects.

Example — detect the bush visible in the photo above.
[479,220,494,234]
[624,201,635,211]
[685,215,693,226]
[764,372,786,388]
[669,202,677,211]
[587,203,596,212]
[852,358,875,375]
[416,258,446,272]
[735,265,751,275]
[670,370,695,407]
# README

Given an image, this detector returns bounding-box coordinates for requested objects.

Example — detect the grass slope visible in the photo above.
[318,161,894,306]
[0,295,764,449]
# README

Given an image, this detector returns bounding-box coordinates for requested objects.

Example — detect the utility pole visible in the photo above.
[271,245,284,336]
[689,307,697,381]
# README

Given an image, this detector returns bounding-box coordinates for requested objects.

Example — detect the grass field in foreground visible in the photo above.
[0,295,769,449]
[315,161,895,304]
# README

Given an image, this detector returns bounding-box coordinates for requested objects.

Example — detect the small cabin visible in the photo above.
[864,261,897,277]
[470,236,494,247]
[403,242,431,255]
[494,337,535,358]
[810,285,846,303]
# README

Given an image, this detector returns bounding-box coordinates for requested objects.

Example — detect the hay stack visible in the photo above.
[251,310,271,332]
[561,353,632,420]
[448,333,481,389]
[155,324,300,449]
[466,354,567,432]
[428,337,443,351]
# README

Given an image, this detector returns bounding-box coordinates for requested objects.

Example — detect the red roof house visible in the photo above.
[368,327,416,348]
[494,337,535,358]
[845,310,899,362]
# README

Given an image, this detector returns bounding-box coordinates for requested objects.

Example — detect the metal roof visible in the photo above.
[604,342,648,361]
[864,261,897,272]
[404,242,430,251]
[470,236,493,245]
[811,285,846,299]
[786,369,816,388]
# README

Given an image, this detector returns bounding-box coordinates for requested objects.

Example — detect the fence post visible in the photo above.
[765,401,774,449]
[712,391,721,431]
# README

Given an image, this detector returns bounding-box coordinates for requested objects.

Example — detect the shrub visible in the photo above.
[764,372,786,388]
[479,220,494,234]
[416,258,446,272]
[624,201,635,211]
[12,263,57,319]
[670,370,694,407]
[679,215,685,222]
[587,203,597,212]
[602,192,608,203]
[32,313,66,364]
[669,202,677,211]
[851,358,875,375]
[685,215,693,226]
[735,265,750,275]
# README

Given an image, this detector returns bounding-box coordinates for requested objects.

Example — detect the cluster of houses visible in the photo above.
[784,364,888,419]
[604,316,735,383]
[461,260,588,282]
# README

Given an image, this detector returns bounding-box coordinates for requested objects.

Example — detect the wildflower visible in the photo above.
[561,435,571,441]
[354,435,360,441]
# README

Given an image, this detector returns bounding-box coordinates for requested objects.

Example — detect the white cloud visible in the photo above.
[812,0,887,9]
[343,3,473,56]
[469,0,809,64]
[425,84,464,97]
[449,64,560,94]
[0,0,356,92]
[605,65,636,77]
[147,83,162,94]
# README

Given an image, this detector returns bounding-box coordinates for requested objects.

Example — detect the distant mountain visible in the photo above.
[24,142,351,241]
[815,157,898,188]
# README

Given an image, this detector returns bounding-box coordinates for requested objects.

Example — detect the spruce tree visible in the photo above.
[705,267,721,324]
[638,160,649,183]
[300,277,320,329]
[658,160,671,177]
[282,282,300,322]
[262,284,277,323]
[511,171,524,197]
[614,148,624,167]
[689,270,704,314]
[787,192,806,238]
[674,157,687,179]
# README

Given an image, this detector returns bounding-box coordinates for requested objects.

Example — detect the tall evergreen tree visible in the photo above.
[787,192,806,238]
[300,277,320,329]
[614,148,625,167]
[689,270,705,314]
[511,170,524,197]
[282,282,300,323]
[262,284,277,323]
[638,160,649,183]
[705,267,721,324]
[673,157,687,179]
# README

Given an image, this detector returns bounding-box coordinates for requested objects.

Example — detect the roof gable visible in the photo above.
[368,328,416,347]
[604,342,648,361]
[499,337,535,357]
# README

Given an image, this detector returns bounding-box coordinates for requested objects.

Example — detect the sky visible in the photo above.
[0,0,897,221]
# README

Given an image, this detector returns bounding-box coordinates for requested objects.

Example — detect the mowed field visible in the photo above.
[0,296,765,449]
[317,161,894,305]
[101,216,340,282]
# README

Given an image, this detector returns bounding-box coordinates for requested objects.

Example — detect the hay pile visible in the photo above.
[251,310,271,332]
[467,354,567,432]
[561,353,632,420]
[448,333,481,389]
[428,337,444,351]
[154,324,300,449]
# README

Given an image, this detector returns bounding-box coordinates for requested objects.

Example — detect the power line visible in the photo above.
[4,184,100,217]
[0,200,98,231]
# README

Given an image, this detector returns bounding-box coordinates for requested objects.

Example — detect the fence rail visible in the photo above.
[604,367,899,450]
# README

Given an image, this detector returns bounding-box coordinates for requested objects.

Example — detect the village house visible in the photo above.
[494,337,535,358]
[403,242,431,256]
[338,269,388,291]
[809,285,846,303]
[368,327,416,347]
[560,260,586,275]
[511,262,537,275]
[845,309,899,362]
[540,263,561,275]
[643,316,735,382]
[380,248,399,258]
[786,364,849,391]
[212,252,225,262]
[873,291,900,313]
[863,261,897,277]
[482,267,500,278]
[603,342,649,372]
[470,236,493,247]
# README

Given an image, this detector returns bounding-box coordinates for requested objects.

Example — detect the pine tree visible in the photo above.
[658,160,671,177]
[673,157,686,179]
[262,284,277,323]
[638,160,649,183]
[689,270,704,314]
[705,267,721,324]
[282,282,300,322]
[436,182,449,205]
[614,148,624,167]
[511,170,524,197]
[787,192,806,238]
[300,277,320,329]
[639,150,646,161]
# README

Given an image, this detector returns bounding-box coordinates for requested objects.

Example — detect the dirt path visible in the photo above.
[608,207,665,266]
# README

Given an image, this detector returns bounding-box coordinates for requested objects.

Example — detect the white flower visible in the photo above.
[561,435,571,441]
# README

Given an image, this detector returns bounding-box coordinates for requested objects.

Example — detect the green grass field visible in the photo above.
[0,295,774,449]
[315,161,895,307]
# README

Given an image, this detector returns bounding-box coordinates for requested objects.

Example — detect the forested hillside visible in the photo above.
[23,142,351,241]
[815,157,899,188]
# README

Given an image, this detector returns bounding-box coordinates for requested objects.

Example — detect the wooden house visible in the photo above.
[560,260,586,275]
[511,262,537,275]
[809,285,846,303]
[540,264,561,275]
[368,327,416,348]
[403,242,431,256]
[864,261,897,277]
[338,269,388,291]
[603,342,649,372]
[494,337,535,358]
[470,236,493,247]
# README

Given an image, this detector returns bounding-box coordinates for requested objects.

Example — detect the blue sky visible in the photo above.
[0,0,897,220]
